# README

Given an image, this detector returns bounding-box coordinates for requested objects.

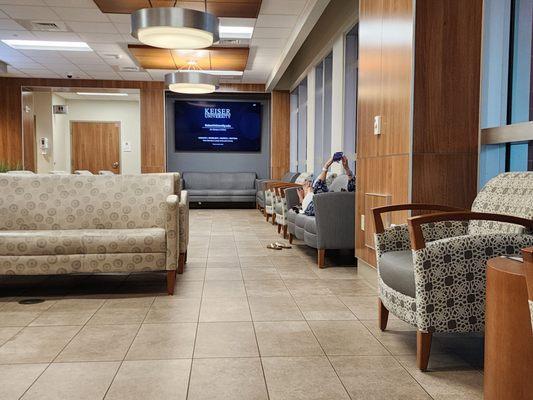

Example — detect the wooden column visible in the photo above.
[270,90,290,180]
[356,0,483,267]
[140,86,166,173]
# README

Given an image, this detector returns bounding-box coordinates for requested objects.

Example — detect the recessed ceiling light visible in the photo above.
[1,39,92,51]
[76,92,128,96]
[219,26,254,39]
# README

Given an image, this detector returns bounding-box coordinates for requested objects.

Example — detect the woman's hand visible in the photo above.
[324,157,333,170]
[297,187,305,202]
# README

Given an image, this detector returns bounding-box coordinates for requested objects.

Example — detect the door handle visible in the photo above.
[112,162,119,168]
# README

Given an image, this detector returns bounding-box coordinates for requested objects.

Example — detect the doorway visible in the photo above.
[70,121,121,174]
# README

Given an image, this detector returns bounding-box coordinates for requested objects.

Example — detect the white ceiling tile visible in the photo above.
[255,14,298,28]
[0,5,59,19]
[87,43,124,52]
[0,1,45,5]
[53,7,108,22]
[253,27,291,39]
[78,63,114,72]
[119,71,152,81]
[88,71,121,80]
[250,37,284,48]
[107,13,130,24]
[219,17,255,28]
[67,21,118,33]
[0,18,26,30]
[259,0,307,15]
[113,23,130,34]
[44,0,95,7]
[78,32,124,43]
[0,29,35,39]
[31,31,81,41]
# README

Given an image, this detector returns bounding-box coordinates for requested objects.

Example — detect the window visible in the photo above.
[479,0,533,188]
[289,78,308,173]
[312,53,333,175]
[343,25,358,171]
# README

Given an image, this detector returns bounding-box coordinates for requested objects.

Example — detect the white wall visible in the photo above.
[52,99,141,174]
[34,92,54,173]
[52,94,68,172]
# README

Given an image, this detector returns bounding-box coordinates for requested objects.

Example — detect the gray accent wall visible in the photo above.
[165,92,271,179]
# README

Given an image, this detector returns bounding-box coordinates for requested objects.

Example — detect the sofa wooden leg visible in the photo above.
[272,214,276,225]
[167,270,176,295]
[266,213,270,222]
[318,249,325,268]
[378,298,389,331]
[178,253,185,274]
[417,331,432,371]
[283,225,288,238]
[184,251,187,264]
[277,224,281,233]
[289,233,293,244]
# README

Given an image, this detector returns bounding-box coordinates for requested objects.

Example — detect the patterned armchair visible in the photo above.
[0,173,182,295]
[273,183,302,237]
[523,248,533,328]
[255,172,299,211]
[373,172,533,371]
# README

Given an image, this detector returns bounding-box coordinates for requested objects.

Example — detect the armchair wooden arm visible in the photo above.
[274,183,302,197]
[265,181,300,191]
[372,203,464,234]
[408,211,533,250]
[523,247,533,303]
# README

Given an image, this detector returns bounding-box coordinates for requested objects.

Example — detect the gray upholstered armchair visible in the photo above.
[287,190,355,268]
[255,172,299,211]
[373,172,533,371]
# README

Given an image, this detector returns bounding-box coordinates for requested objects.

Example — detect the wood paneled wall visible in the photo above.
[270,90,291,179]
[21,92,35,171]
[356,0,414,266]
[356,0,483,267]
[0,78,267,174]
[0,78,167,173]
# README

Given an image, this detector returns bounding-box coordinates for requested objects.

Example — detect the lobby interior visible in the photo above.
[0,1,532,399]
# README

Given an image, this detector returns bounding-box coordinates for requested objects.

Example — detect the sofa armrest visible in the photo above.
[313,192,355,249]
[178,190,189,252]
[165,194,179,271]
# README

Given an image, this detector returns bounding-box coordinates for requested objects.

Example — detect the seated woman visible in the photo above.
[297,154,355,216]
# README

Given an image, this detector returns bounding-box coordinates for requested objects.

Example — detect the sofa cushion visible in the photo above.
[379,250,415,298]
[0,228,166,256]
[83,228,166,254]
[183,172,256,190]
[0,230,84,256]
[288,209,298,224]
[304,218,317,235]
[296,214,315,230]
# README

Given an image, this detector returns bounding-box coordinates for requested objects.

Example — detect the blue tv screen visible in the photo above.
[174,100,262,152]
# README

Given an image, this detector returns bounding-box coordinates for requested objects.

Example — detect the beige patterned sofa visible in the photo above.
[0,173,186,295]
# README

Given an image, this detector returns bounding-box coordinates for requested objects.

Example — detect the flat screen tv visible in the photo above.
[174,100,262,152]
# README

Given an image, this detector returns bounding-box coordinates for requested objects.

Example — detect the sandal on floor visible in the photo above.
[267,243,282,250]
[275,242,292,249]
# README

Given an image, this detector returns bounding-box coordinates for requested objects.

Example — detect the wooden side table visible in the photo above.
[484,256,533,400]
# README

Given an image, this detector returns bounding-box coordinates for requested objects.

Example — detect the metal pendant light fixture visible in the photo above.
[131,2,219,50]
[165,60,219,94]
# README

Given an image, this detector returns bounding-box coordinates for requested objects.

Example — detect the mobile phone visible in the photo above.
[332,152,343,162]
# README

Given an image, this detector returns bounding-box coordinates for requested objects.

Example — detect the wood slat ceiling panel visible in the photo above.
[94,0,262,18]
[128,45,249,70]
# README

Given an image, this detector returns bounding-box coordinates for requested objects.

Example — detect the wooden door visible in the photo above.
[71,121,121,174]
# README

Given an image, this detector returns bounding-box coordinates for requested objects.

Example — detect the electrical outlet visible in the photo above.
[360,214,365,231]
[373,115,381,135]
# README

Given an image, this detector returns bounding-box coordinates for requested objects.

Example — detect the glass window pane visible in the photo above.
[290,90,299,172]
[343,25,358,171]
[314,64,324,176]
[322,54,333,165]
[297,79,308,173]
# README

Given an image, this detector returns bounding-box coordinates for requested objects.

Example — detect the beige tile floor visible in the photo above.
[0,209,484,400]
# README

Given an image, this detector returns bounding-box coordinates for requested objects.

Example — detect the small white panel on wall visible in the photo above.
[122,141,132,152]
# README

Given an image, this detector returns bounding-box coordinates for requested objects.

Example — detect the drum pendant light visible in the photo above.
[131,5,219,50]
[165,61,219,94]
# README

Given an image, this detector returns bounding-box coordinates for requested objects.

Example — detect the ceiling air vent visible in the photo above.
[17,20,69,32]
[118,66,142,72]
